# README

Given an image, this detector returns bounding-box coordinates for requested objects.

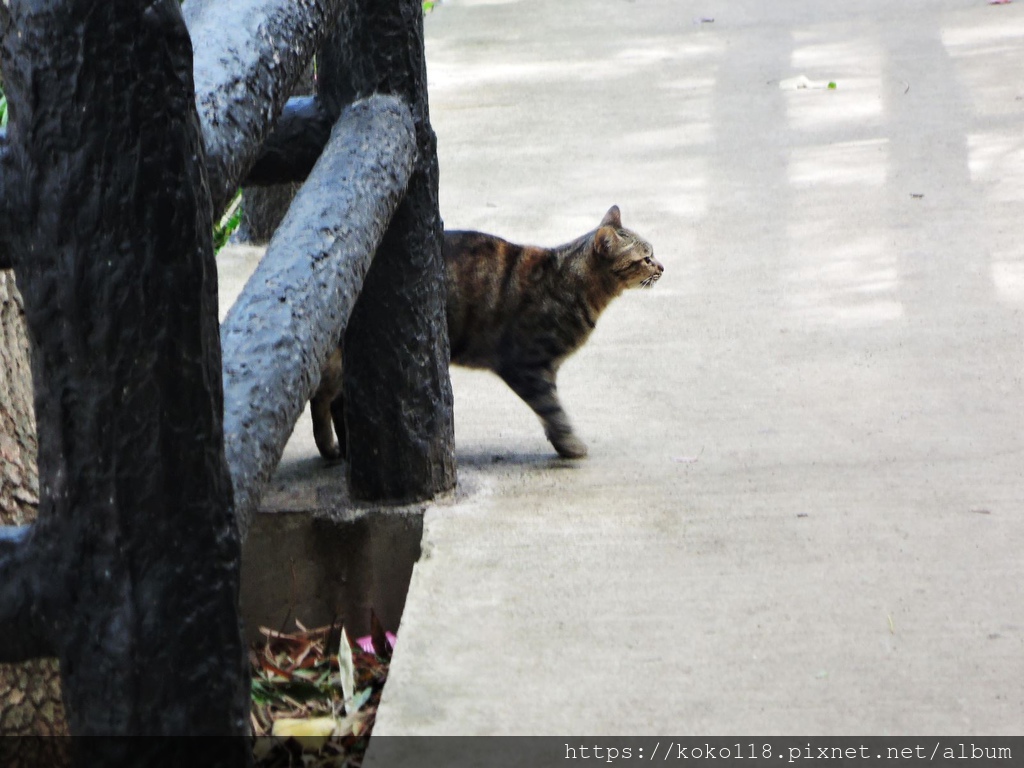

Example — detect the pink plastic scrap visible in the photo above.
[355,632,397,654]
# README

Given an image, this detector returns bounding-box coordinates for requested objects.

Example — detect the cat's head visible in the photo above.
[594,206,663,289]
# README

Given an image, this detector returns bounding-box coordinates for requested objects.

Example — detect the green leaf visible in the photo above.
[250,679,277,705]
[348,687,373,714]
[269,678,328,703]
[213,189,243,252]
[827,81,837,89]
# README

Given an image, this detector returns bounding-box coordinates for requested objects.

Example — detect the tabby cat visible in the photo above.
[311,205,663,460]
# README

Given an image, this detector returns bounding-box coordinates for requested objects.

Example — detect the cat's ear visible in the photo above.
[594,225,619,257]
[600,206,622,229]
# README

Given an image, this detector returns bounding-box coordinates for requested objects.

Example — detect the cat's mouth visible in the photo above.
[640,272,661,288]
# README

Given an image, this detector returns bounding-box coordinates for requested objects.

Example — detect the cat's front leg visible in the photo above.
[498,365,588,459]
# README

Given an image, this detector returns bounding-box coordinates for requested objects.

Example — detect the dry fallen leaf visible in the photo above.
[251,620,393,766]
[271,716,338,751]
[338,626,357,706]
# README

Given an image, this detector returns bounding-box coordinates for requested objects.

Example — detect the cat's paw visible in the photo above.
[552,434,588,459]
[317,443,345,463]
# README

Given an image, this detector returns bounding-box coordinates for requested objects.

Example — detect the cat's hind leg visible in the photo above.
[329,394,347,460]
[311,389,343,460]
[498,365,588,459]
[311,345,345,461]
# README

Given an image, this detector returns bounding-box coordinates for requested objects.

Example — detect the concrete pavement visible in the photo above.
[227,0,1024,739]
[380,0,1024,735]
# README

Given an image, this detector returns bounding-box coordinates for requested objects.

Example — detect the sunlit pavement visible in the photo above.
[230,0,1024,738]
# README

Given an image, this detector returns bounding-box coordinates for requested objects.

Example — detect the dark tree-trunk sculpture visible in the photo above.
[235,64,318,246]
[0,0,250,751]
[321,0,458,502]
[235,0,458,503]
[222,95,418,539]
[0,0,454,755]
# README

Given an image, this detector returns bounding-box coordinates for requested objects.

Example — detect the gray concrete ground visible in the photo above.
[225,0,1024,737]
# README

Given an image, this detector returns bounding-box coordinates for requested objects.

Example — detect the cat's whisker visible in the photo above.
[640,274,660,288]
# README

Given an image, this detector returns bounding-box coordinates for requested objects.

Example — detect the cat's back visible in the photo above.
[444,229,555,368]
[444,230,553,289]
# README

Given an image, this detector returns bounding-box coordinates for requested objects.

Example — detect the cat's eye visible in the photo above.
[644,256,653,265]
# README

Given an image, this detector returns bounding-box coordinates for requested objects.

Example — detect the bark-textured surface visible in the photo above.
[242,96,335,186]
[0,151,9,270]
[0,0,249,754]
[0,135,9,268]
[187,0,343,215]
[235,183,300,245]
[0,272,68,749]
[0,657,66,737]
[320,0,457,501]
[222,95,416,539]
[236,65,319,245]
[0,0,341,267]
[0,274,37,527]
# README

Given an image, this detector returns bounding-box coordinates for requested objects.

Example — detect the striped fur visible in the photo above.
[311,205,662,460]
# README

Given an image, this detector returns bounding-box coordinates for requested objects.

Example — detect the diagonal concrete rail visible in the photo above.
[221,95,415,540]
